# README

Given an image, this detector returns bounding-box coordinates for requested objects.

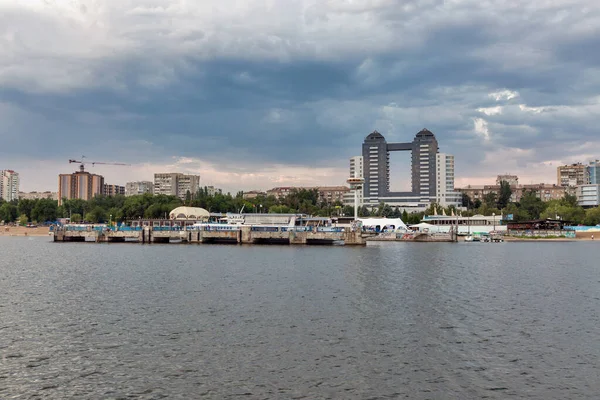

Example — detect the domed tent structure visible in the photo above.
[169,206,210,221]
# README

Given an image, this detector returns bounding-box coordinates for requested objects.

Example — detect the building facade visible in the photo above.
[588,160,600,185]
[457,183,566,203]
[557,163,588,187]
[104,184,125,196]
[360,129,456,209]
[125,181,154,196]
[154,173,200,200]
[496,174,519,186]
[576,184,600,208]
[316,186,350,204]
[18,191,58,201]
[58,171,104,205]
[0,170,20,202]
[242,190,266,200]
[436,153,461,207]
[344,156,365,207]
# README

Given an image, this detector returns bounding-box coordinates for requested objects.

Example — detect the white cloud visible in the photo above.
[472,117,491,141]
[488,90,519,102]
[477,106,503,116]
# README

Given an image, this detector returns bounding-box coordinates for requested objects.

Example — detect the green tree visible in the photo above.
[0,203,18,223]
[358,206,370,217]
[562,193,578,207]
[583,207,600,226]
[84,206,107,223]
[17,199,36,221]
[18,214,28,226]
[483,192,498,208]
[31,199,57,223]
[402,209,409,222]
[461,193,474,209]
[519,190,547,220]
[497,180,512,210]
[71,213,83,223]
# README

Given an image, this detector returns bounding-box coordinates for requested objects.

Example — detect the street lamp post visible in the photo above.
[109,214,112,228]
[347,177,365,221]
[492,212,496,232]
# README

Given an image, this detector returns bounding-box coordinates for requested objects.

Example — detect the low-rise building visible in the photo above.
[18,191,58,201]
[243,190,266,200]
[496,174,519,186]
[457,183,566,203]
[316,186,350,204]
[266,186,350,204]
[104,184,125,196]
[576,184,600,208]
[125,181,154,196]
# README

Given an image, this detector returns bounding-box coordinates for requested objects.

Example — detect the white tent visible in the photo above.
[409,222,440,232]
[358,218,409,231]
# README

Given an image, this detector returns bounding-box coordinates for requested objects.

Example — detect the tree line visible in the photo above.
[2,183,599,226]
[459,181,600,225]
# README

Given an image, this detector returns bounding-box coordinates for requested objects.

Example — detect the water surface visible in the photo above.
[1,237,599,398]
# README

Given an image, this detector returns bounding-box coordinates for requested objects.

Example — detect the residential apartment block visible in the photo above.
[436,153,461,207]
[267,186,350,204]
[0,170,20,202]
[496,174,519,186]
[19,191,58,201]
[457,182,566,203]
[125,181,154,196]
[557,163,588,187]
[154,173,200,200]
[343,156,365,207]
[58,171,104,205]
[104,184,125,196]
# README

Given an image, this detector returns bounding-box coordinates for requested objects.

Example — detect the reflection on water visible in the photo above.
[1,237,599,398]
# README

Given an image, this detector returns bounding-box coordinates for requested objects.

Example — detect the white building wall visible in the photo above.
[436,154,460,207]
[576,184,600,207]
[344,156,364,207]
[1,170,20,202]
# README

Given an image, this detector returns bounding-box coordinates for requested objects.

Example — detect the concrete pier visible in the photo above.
[53,226,366,246]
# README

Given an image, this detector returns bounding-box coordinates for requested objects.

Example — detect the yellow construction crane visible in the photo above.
[69,156,131,172]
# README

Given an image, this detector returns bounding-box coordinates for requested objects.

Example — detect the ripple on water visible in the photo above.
[0,238,599,398]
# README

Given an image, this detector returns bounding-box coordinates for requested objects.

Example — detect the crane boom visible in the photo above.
[69,156,131,172]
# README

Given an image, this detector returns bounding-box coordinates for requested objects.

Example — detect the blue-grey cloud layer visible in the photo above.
[1,0,599,186]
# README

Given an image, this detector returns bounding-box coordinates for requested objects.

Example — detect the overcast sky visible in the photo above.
[1,0,599,192]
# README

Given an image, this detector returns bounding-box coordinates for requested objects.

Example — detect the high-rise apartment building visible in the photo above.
[557,163,588,187]
[154,173,200,200]
[436,153,461,207]
[0,170,20,202]
[361,129,442,208]
[58,171,104,205]
[125,181,154,196]
[344,156,364,207]
[588,160,600,185]
[104,184,125,196]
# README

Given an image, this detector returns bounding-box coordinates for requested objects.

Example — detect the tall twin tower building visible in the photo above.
[349,129,460,210]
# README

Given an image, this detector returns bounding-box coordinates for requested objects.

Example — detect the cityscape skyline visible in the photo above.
[2,1,600,193]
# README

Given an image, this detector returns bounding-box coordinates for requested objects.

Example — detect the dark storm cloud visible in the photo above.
[1,0,600,189]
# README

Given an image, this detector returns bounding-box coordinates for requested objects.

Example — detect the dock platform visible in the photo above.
[52,225,366,246]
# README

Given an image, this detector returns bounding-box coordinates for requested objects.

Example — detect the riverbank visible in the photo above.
[0,226,50,237]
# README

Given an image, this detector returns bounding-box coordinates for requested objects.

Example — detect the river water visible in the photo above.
[1,237,598,399]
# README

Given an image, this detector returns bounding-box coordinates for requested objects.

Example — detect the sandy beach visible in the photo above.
[0,226,50,237]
